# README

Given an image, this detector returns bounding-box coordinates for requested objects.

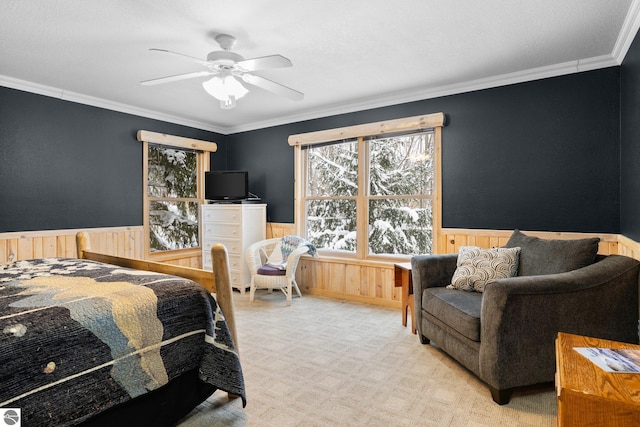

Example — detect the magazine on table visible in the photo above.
[574,347,640,373]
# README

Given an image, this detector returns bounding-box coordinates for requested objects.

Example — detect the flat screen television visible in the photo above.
[205,170,249,201]
[204,171,249,201]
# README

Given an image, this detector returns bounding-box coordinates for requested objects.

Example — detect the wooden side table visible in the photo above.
[556,332,640,426]
[394,262,416,334]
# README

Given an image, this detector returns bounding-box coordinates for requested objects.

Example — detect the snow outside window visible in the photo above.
[303,131,435,257]
[147,144,200,252]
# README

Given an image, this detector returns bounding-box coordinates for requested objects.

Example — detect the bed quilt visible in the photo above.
[0,258,245,426]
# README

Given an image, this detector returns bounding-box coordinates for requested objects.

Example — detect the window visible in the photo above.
[367,132,434,255]
[290,113,444,259]
[137,130,217,256]
[147,144,200,252]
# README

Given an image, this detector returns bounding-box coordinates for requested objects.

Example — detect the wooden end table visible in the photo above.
[394,262,416,334]
[556,332,640,426]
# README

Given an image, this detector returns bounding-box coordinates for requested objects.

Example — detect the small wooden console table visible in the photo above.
[393,262,415,334]
[556,332,640,426]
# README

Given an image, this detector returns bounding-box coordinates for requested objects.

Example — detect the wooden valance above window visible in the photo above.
[137,130,218,152]
[287,112,445,147]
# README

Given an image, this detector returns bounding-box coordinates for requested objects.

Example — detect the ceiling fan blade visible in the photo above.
[149,48,211,67]
[237,55,292,71]
[141,70,214,86]
[241,73,304,101]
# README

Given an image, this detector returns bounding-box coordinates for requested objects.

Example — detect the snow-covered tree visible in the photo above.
[368,133,434,254]
[305,132,434,255]
[148,145,199,252]
[306,141,358,252]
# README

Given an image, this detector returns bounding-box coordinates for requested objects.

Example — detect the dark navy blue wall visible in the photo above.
[0,87,226,232]
[621,30,640,241]
[0,64,627,234]
[227,68,621,233]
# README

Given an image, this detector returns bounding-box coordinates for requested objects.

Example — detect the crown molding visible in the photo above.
[613,0,640,64]
[225,54,619,134]
[0,49,626,136]
[0,74,227,134]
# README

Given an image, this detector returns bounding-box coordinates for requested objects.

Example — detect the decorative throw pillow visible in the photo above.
[447,246,521,292]
[504,229,600,276]
[266,242,283,266]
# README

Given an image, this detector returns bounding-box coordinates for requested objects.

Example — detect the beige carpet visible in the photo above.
[178,292,557,426]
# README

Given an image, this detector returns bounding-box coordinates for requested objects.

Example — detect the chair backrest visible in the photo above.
[246,238,281,274]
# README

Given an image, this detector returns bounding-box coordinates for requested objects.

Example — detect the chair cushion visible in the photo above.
[504,229,600,276]
[422,287,482,342]
[257,265,286,276]
[446,246,521,292]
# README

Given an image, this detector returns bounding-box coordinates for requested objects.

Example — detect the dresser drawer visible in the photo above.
[202,223,241,239]
[227,254,243,271]
[202,207,242,223]
[202,237,242,255]
[229,271,244,290]
[202,249,242,268]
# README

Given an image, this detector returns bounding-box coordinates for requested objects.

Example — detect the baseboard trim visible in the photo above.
[305,288,401,309]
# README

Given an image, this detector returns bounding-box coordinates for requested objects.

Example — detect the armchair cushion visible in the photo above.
[423,287,483,341]
[447,246,521,292]
[504,229,599,276]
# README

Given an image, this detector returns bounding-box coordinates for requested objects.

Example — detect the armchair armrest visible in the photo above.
[479,254,640,390]
[411,254,458,340]
[411,254,458,290]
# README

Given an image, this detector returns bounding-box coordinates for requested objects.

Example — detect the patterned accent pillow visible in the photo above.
[446,246,521,292]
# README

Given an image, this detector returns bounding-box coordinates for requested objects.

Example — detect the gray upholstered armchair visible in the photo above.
[411,230,640,404]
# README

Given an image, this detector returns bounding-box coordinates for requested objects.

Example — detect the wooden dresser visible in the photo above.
[555,332,640,426]
[201,203,266,293]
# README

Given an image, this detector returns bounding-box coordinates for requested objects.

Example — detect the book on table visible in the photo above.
[574,347,640,373]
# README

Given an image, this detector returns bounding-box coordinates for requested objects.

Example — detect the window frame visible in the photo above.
[137,130,217,259]
[289,113,445,262]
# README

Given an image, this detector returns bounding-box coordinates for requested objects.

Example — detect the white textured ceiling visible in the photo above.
[1,0,638,134]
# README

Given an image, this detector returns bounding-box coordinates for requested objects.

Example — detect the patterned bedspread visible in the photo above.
[0,258,246,425]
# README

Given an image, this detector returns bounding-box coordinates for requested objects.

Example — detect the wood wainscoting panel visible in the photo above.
[440,228,619,256]
[297,256,400,308]
[345,264,362,296]
[0,221,281,267]
[267,222,297,239]
[0,227,144,264]
[295,229,625,308]
[148,248,202,269]
[2,225,636,308]
[617,234,640,259]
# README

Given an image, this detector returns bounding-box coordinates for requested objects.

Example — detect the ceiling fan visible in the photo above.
[141,33,304,109]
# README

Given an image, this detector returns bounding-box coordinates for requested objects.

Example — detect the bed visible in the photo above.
[0,231,245,426]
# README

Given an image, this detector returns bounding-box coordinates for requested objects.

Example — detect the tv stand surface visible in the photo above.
[206,198,261,204]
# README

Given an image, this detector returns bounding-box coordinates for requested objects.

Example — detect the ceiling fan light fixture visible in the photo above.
[202,74,249,105]
[220,95,237,110]
[147,33,303,107]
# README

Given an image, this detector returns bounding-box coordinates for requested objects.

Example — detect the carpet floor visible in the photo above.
[178,291,557,426]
